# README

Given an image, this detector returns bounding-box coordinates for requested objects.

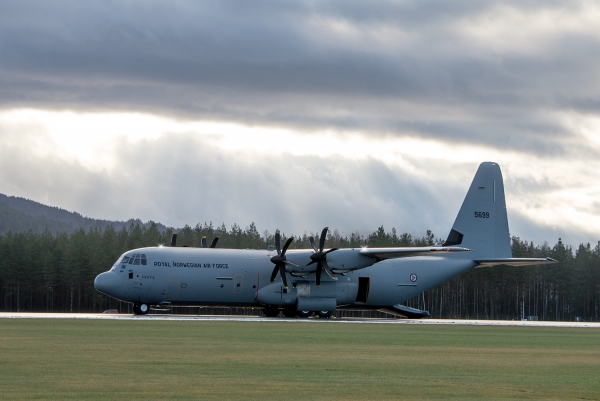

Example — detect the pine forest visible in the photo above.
[1,222,599,321]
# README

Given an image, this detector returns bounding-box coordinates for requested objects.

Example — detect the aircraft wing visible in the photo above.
[359,246,471,260]
[474,257,558,268]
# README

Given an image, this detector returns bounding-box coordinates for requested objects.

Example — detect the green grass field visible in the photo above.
[0,319,599,400]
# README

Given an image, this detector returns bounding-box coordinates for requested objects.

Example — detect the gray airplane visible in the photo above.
[94,162,556,317]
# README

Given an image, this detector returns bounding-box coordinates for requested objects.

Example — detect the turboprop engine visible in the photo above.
[255,279,358,311]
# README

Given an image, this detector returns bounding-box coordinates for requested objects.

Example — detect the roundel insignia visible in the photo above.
[410,273,417,282]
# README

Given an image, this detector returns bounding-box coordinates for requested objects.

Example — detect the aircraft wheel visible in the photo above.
[263,307,280,318]
[317,311,333,318]
[133,303,149,315]
[296,310,312,318]
[282,308,297,318]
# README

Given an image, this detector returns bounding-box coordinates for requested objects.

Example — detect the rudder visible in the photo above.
[443,162,511,258]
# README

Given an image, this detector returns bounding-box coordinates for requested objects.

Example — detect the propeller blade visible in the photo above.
[275,230,281,255]
[309,227,337,286]
[322,259,338,280]
[309,236,318,252]
[281,236,294,255]
[270,265,279,282]
[316,262,322,286]
[210,236,220,248]
[269,229,291,288]
[279,265,288,288]
[201,236,207,248]
[319,227,328,251]
[171,232,178,247]
[324,248,338,256]
[283,260,298,267]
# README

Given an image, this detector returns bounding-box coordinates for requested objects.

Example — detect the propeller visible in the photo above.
[201,236,220,248]
[307,227,338,286]
[171,232,178,247]
[269,230,297,289]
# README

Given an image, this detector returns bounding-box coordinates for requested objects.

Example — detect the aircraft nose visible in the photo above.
[94,272,118,296]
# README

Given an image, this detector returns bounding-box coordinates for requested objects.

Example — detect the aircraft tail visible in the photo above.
[443,162,512,259]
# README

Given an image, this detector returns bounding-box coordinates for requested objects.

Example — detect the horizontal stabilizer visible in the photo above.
[474,257,558,268]
[380,304,431,319]
[360,246,470,260]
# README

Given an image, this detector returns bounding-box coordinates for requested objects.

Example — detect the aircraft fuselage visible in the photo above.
[94,246,475,313]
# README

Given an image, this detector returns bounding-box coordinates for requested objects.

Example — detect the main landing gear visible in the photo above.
[263,306,280,317]
[133,302,149,315]
[316,311,334,318]
[262,307,334,319]
[282,308,297,318]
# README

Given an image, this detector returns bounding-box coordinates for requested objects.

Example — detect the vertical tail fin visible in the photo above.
[443,162,511,258]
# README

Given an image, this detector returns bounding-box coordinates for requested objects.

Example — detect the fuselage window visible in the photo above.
[133,255,141,265]
[141,254,147,265]
[129,254,136,264]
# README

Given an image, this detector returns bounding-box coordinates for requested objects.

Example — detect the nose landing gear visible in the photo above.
[133,302,149,315]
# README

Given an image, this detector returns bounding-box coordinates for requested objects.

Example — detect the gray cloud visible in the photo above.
[0,128,596,246]
[0,1,599,247]
[3,128,591,245]
[0,132,457,238]
[1,0,599,155]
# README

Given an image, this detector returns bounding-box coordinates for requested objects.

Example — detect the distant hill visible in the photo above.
[0,193,168,235]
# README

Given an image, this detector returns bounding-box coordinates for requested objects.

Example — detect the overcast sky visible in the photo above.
[1,0,599,247]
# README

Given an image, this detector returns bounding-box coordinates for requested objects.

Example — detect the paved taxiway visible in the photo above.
[1,312,599,328]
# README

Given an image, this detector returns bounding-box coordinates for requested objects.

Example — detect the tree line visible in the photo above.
[0,195,168,236]
[0,222,598,321]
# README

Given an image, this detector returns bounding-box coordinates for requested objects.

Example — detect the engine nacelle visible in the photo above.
[297,297,336,312]
[256,280,357,310]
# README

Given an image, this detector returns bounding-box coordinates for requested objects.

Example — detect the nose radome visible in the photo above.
[94,272,116,296]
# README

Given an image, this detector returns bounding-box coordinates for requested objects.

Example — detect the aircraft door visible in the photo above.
[129,269,142,290]
[233,274,244,294]
[163,280,180,301]
[356,277,370,303]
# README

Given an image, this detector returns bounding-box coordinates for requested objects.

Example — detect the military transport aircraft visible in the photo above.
[94,162,556,317]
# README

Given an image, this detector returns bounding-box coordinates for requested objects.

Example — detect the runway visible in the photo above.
[1,312,599,328]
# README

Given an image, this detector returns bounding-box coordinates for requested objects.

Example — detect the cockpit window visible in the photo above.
[111,253,146,270]
[111,253,131,271]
